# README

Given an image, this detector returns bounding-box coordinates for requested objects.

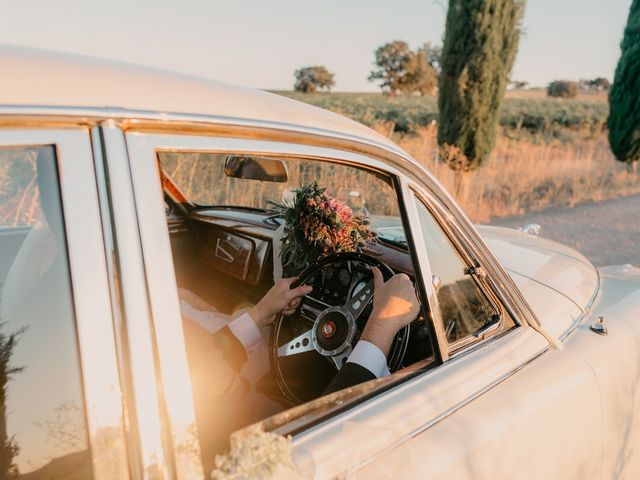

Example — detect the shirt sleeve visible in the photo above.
[228,311,263,351]
[346,340,390,378]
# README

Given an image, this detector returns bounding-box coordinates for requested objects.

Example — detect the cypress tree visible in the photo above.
[608,0,640,164]
[438,0,525,171]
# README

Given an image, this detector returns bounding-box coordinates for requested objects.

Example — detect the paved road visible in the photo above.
[488,194,640,267]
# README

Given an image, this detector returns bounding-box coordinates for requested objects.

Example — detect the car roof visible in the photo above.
[0,44,400,151]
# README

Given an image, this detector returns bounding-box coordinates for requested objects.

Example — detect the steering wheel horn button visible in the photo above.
[312,306,356,356]
[321,321,336,338]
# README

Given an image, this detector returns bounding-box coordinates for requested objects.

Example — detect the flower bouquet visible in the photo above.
[268,182,376,278]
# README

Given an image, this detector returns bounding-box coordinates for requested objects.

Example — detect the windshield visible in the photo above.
[159,151,404,243]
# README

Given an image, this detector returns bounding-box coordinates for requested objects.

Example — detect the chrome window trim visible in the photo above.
[409,187,526,358]
[0,129,129,479]
[399,178,450,361]
[409,183,537,326]
[98,122,175,479]
[0,107,441,198]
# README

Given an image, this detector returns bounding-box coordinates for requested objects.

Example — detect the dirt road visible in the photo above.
[488,194,640,267]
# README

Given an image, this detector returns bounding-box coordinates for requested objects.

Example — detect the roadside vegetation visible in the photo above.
[276,91,639,223]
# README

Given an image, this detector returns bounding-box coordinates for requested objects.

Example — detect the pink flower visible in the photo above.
[337,205,353,223]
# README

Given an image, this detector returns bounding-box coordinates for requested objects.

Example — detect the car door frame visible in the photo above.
[122,124,562,477]
[124,128,452,474]
[0,127,130,480]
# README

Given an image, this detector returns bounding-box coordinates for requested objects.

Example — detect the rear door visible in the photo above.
[0,128,128,479]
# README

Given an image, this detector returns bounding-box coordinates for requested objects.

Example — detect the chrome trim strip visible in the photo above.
[0,107,440,195]
[559,267,602,342]
[99,121,174,479]
[91,127,140,478]
[0,105,408,157]
[410,185,539,331]
[400,178,449,361]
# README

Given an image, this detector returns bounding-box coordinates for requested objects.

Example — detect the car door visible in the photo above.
[124,128,442,478]
[350,190,603,479]
[0,128,128,479]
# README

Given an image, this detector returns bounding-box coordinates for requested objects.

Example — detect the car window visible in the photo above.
[414,198,502,346]
[159,151,400,213]
[0,146,91,478]
[156,150,433,471]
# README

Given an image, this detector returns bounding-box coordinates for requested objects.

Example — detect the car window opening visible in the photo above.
[157,151,436,470]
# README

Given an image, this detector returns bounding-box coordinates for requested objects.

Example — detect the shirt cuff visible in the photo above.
[228,312,263,350]
[346,340,390,378]
[179,299,230,334]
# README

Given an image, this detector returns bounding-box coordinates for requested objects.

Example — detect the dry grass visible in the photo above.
[389,124,640,223]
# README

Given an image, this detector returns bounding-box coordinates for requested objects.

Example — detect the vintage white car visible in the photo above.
[1,44,640,480]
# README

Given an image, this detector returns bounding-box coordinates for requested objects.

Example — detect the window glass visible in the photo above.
[415,198,500,345]
[159,151,400,214]
[158,151,432,471]
[0,146,91,478]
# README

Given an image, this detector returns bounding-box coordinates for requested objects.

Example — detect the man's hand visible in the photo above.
[249,277,313,328]
[360,267,420,356]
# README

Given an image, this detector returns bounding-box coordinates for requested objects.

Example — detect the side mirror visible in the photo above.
[224,156,288,183]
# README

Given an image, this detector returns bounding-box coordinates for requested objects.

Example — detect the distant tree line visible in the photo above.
[292,42,441,96]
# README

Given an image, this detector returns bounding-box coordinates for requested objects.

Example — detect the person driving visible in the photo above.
[181,266,420,467]
[183,266,419,391]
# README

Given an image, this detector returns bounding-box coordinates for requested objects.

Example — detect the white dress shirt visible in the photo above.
[228,312,390,378]
[179,292,390,379]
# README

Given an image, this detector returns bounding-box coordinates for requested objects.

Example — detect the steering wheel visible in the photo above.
[269,252,411,404]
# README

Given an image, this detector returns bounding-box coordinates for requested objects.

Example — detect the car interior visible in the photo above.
[157,151,436,461]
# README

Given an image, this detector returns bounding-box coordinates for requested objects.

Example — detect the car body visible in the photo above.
[1,44,640,480]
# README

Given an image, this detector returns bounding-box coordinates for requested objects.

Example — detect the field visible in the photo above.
[275,91,640,223]
[277,91,609,134]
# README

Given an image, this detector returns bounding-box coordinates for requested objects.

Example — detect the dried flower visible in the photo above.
[268,182,376,275]
[211,425,301,479]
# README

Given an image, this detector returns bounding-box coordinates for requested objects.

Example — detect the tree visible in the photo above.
[400,44,439,96]
[609,0,640,165]
[0,328,23,479]
[438,0,526,171]
[547,80,578,98]
[580,77,611,91]
[368,41,439,96]
[293,66,335,93]
[368,41,413,95]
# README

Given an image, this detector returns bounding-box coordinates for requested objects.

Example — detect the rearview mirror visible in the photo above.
[224,156,288,182]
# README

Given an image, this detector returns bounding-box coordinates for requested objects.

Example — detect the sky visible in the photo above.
[0,0,632,92]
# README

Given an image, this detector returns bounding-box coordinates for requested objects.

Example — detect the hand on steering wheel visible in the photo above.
[361,267,421,357]
[269,252,416,404]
